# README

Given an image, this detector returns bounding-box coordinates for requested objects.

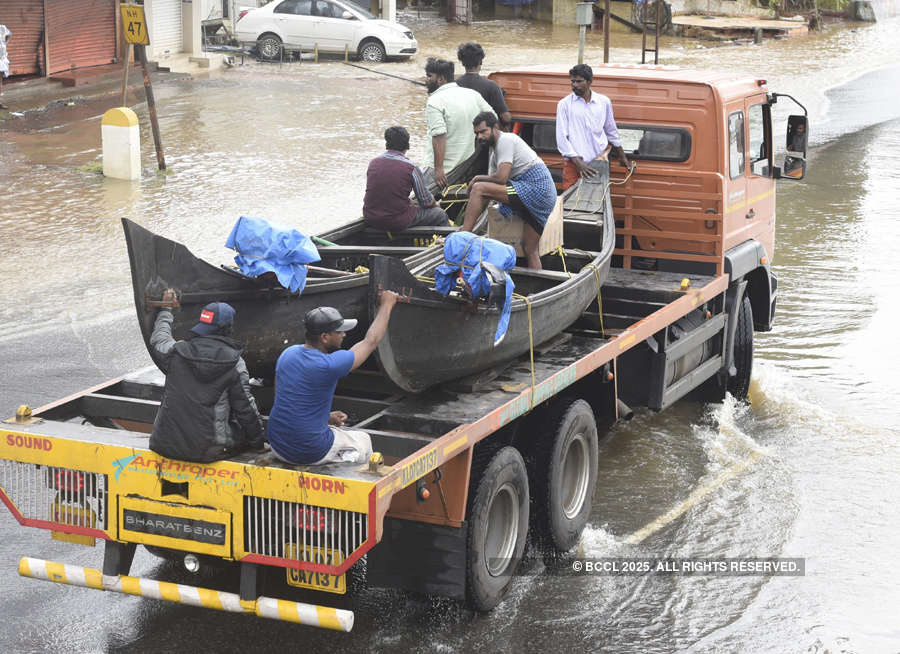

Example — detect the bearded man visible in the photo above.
[461,112,557,270]
[267,292,398,465]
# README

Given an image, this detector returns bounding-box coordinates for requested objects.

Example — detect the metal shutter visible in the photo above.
[3,0,45,76]
[46,0,116,74]
[150,0,183,56]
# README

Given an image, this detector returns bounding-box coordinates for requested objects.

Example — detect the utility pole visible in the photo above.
[576,3,593,65]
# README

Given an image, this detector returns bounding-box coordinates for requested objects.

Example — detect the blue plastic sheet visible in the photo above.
[435,232,516,346]
[224,216,321,294]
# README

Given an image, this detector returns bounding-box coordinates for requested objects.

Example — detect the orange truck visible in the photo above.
[0,65,806,631]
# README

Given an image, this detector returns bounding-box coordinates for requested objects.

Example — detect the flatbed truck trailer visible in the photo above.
[0,65,806,631]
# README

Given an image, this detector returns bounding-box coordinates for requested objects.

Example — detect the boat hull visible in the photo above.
[123,218,445,380]
[369,162,615,393]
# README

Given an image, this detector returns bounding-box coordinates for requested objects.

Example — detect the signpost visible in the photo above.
[121,3,150,46]
[119,3,166,171]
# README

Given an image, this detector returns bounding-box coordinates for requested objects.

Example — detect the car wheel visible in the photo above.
[257,33,282,61]
[358,39,386,63]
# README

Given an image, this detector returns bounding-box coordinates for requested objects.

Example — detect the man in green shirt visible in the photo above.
[424,57,494,188]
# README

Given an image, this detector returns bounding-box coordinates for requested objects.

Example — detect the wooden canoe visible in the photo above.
[368,161,616,393]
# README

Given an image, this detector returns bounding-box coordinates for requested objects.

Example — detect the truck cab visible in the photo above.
[491,65,807,336]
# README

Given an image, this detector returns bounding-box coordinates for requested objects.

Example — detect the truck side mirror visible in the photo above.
[777,114,808,180]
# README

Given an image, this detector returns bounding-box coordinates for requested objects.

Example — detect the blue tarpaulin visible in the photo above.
[224,216,321,294]
[435,232,516,346]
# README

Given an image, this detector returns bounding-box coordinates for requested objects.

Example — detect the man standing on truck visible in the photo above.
[424,57,495,188]
[555,63,631,190]
[461,111,557,270]
[455,42,512,131]
[149,294,265,463]
[267,290,399,465]
[363,125,449,231]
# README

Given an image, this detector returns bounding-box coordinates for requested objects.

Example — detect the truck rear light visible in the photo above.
[54,469,85,493]
[297,506,326,531]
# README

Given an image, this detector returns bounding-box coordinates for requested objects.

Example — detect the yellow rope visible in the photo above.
[583,263,605,338]
[511,292,536,410]
[553,246,570,277]
[439,183,469,211]
[442,183,467,195]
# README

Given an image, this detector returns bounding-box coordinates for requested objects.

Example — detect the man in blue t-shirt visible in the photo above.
[267,290,399,465]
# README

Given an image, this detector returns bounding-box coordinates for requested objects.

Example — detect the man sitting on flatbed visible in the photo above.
[267,290,398,466]
[149,295,265,463]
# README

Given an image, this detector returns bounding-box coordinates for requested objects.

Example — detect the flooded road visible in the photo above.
[2,13,900,653]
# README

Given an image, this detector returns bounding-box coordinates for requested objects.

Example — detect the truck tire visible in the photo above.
[529,398,598,555]
[466,446,529,611]
[728,294,754,400]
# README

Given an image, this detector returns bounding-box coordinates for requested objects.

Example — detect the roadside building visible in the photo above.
[3,0,117,77]
[1,0,229,81]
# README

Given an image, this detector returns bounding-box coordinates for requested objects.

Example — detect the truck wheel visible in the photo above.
[728,294,754,400]
[466,446,529,611]
[530,398,598,555]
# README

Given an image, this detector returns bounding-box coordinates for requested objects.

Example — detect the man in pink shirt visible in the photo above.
[555,64,631,190]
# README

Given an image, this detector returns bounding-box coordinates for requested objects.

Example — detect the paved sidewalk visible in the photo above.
[0,66,191,131]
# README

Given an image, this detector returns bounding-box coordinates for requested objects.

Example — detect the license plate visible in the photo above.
[285,545,346,594]
[51,502,97,546]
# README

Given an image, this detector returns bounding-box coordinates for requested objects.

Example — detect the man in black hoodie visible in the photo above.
[149,293,264,463]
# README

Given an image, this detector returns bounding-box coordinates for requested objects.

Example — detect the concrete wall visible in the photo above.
[183,0,203,54]
[552,0,581,25]
[547,0,773,25]
[668,0,772,18]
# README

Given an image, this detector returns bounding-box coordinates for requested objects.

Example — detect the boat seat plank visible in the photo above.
[317,245,424,256]
[510,266,572,282]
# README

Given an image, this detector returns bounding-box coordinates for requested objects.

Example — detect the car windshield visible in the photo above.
[339,0,376,19]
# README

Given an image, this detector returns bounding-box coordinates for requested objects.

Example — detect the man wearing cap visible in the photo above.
[267,290,399,465]
[148,291,264,463]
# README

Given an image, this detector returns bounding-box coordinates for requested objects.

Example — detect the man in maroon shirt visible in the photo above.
[363,126,449,231]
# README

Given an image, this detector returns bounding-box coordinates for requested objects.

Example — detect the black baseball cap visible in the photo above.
[304,307,357,336]
[191,302,235,336]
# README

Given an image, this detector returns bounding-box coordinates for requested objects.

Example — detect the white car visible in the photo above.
[236,0,418,62]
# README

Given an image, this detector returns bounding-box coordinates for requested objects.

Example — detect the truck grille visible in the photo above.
[243,496,368,562]
[0,460,107,529]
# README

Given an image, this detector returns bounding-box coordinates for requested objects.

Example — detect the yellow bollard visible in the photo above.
[101,107,141,180]
[344,43,349,63]
[314,43,319,63]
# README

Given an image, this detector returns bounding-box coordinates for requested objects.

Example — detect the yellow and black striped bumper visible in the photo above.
[18,557,354,631]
